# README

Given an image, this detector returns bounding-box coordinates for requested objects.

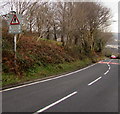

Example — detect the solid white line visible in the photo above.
[34,91,77,113]
[1,62,98,92]
[88,77,102,86]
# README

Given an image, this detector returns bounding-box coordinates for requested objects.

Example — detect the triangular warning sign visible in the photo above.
[10,15,20,25]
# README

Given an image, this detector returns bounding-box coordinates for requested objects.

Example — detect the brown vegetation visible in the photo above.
[2,1,113,76]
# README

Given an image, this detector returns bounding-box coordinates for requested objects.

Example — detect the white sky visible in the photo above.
[0,0,119,33]
[100,0,119,33]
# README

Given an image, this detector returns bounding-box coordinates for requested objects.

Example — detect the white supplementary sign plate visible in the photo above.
[9,25,22,34]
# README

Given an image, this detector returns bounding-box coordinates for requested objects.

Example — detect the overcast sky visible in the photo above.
[0,0,119,33]
[101,0,119,33]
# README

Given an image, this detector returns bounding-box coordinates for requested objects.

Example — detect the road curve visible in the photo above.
[2,59,119,113]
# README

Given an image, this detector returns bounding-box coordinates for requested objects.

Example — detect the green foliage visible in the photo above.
[2,58,92,87]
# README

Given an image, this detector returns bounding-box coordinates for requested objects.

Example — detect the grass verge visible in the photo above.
[2,57,104,88]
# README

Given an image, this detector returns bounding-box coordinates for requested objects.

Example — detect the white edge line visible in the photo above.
[34,91,77,113]
[1,62,98,92]
[88,77,102,86]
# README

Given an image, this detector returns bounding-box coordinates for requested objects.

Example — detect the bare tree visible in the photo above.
[82,2,111,52]
[1,1,112,54]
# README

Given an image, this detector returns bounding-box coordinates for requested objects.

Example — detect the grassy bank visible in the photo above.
[2,58,93,87]
[2,34,106,88]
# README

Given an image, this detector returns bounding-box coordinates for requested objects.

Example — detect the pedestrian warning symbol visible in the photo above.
[10,15,20,25]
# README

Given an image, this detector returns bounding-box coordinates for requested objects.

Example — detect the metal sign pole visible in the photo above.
[14,34,17,66]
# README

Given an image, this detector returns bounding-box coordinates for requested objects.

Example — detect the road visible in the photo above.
[2,59,119,113]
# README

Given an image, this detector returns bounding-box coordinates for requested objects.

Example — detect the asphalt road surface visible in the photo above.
[2,59,119,113]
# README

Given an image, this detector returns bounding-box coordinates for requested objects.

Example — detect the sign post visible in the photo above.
[7,11,22,67]
[14,34,17,65]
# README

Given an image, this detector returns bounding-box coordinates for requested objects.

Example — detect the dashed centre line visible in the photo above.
[88,59,112,86]
[104,59,112,75]
[34,91,77,113]
[88,77,102,86]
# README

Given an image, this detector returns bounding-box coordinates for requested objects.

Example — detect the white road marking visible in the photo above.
[88,77,102,86]
[34,91,77,113]
[88,59,112,86]
[104,59,112,75]
[1,62,98,92]
[104,70,109,75]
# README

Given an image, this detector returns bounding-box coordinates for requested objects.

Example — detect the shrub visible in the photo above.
[2,35,75,75]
